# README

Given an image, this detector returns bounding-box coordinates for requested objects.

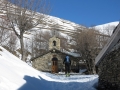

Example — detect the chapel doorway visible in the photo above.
[51,55,58,73]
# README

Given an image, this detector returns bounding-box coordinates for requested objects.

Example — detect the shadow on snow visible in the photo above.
[18,75,98,90]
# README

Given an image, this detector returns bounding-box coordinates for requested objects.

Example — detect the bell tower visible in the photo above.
[49,35,60,50]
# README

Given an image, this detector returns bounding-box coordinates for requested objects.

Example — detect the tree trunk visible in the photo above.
[20,33,25,61]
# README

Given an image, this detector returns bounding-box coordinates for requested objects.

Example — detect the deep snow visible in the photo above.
[94,21,119,35]
[0,46,98,90]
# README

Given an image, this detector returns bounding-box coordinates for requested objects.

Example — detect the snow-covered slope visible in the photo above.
[42,15,82,30]
[0,46,98,90]
[0,3,84,59]
[94,21,119,35]
[0,0,83,41]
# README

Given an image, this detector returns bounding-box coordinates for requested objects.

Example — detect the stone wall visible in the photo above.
[32,52,52,71]
[98,42,120,89]
[32,52,65,72]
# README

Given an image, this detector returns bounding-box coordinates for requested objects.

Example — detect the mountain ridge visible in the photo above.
[94,21,119,35]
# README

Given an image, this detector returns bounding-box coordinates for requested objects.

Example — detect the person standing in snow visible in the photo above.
[63,55,71,76]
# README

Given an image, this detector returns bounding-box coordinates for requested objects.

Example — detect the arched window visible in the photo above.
[53,40,56,46]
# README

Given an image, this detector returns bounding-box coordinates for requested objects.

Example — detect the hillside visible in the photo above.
[94,21,119,35]
[0,0,86,61]
[0,0,119,37]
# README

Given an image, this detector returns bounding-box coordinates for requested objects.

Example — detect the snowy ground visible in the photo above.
[0,46,98,90]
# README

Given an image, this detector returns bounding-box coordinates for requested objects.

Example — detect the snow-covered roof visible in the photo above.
[63,50,81,57]
[31,48,81,61]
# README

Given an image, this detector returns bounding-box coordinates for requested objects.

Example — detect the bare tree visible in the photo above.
[33,31,44,56]
[30,30,51,58]
[42,31,52,51]
[73,27,100,74]
[2,0,50,61]
[7,32,17,53]
[0,18,10,46]
[102,25,116,36]
[59,35,69,51]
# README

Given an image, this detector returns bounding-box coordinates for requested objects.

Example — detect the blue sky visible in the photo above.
[49,0,120,27]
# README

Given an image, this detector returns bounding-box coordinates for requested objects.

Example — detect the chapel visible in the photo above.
[31,35,81,73]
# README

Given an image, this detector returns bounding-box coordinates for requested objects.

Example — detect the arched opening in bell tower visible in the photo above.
[53,40,56,46]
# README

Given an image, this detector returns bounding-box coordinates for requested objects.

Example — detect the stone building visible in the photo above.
[95,22,120,90]
[31,36,81,73]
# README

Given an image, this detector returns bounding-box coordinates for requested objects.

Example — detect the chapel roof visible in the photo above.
[30,48,81,61]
